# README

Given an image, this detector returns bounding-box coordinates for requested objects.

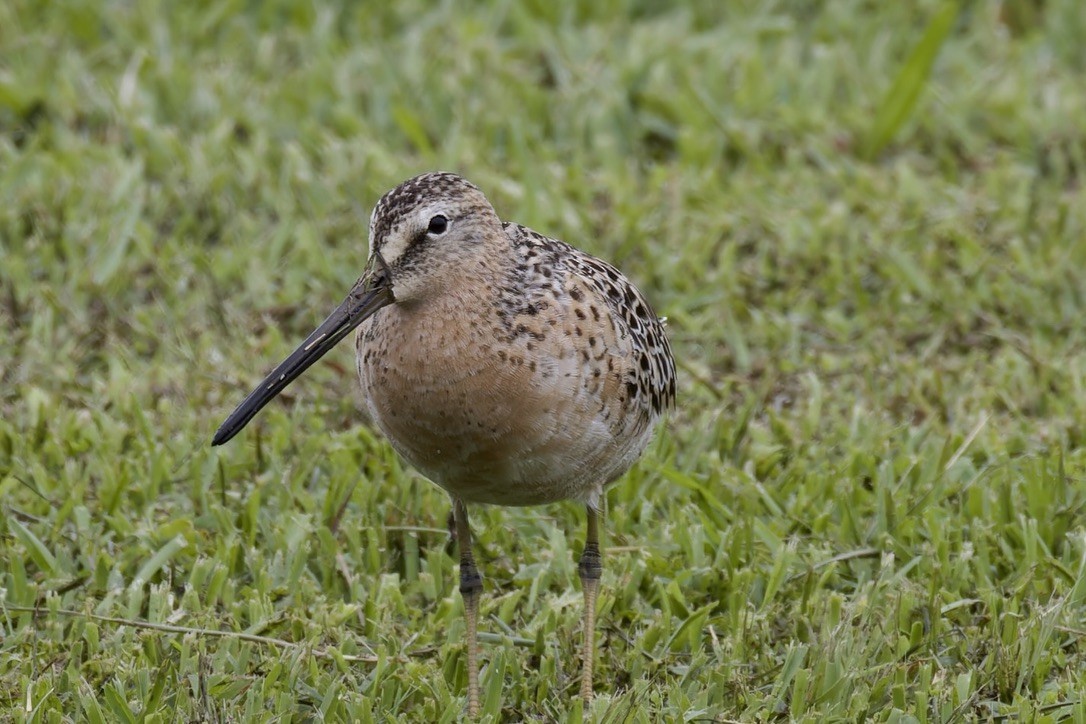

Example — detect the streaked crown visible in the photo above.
[368,172,498,268]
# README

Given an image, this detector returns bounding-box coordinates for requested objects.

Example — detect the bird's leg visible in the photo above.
[447,508,457,541]
[578,504,603,704]
[454,498,482,718]
[445,507,458,557]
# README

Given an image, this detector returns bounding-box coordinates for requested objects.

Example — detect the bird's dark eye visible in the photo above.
[428,215,448,235]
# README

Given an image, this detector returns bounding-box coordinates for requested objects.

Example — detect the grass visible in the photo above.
[3,0,1086,720]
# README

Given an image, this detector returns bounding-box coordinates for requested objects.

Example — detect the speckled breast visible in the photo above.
[354,297,650,506]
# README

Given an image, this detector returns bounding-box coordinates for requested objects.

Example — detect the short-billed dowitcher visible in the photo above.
[213,172,675,715]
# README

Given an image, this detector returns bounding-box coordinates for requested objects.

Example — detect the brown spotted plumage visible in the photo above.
[213,172,675,716]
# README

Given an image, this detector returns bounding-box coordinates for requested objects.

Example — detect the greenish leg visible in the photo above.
[454,498,482,718]
[578,505,602,704]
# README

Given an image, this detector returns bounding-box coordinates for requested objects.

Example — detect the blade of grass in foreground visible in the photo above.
[863,1,960,159]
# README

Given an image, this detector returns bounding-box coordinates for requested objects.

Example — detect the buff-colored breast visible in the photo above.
[355,284,654,506]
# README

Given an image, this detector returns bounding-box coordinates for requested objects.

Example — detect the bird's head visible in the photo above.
[366,172,502,304]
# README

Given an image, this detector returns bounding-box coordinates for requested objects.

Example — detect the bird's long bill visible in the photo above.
[211,273,394,446]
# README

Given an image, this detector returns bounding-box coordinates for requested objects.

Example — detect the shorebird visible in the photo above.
[212,172,675,716]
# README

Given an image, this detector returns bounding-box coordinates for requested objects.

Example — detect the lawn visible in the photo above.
[4,0,1086,721]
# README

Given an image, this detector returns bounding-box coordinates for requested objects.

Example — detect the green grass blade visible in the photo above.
[8,518,57,576]
[863,1,960,158]
[130,535,190,590]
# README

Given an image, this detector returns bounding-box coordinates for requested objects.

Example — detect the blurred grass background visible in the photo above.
[4,0,1086,720]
